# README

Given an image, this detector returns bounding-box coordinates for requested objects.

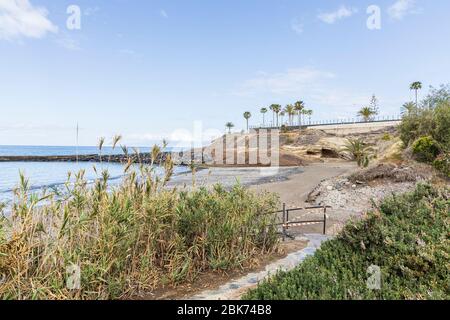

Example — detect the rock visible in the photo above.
[352,184,357,189]
[326,186,334,191]
[321,147,340,158]
[306,146,322,155]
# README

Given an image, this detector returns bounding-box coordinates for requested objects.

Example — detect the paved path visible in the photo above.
[190,234,330,300]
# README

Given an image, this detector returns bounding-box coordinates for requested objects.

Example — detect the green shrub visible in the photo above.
[433,102,450,151]
[244,184,450,300]
[412,136,440,162]
[399,85,450,149]
[433,153,450,178]
[381,133,391,141]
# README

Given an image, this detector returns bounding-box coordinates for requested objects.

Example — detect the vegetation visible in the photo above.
[243,112,252,132]
[412,136,440,163]
[358,106,377,122]
[433,154,450,178]
[399,84,450,176]
[244,184,450,300]
[284,105,295,126]
[225,122,235,134]
[269,104,282,127]
[343,138,373,168]
[410,81,423,106]
[0,142,279,299]
[294,101,305,128]
[260,108,268,126]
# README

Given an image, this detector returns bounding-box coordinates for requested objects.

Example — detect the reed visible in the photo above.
[0,140,279,300]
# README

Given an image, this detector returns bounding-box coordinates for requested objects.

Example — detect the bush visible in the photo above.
[244,184,450,300]
[381,133,391,141]
[433,153,450,178]
[399,85,450,150]
[412,136,441,162]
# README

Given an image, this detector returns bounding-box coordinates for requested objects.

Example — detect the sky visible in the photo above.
[1,0,449,147]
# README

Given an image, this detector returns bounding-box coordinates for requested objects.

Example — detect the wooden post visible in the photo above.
[323,206,327,235]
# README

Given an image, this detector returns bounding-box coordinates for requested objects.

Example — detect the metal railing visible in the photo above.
[267,204,330,241]
[250,115,402,130]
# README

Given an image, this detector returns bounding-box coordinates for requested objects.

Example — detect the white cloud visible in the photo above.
[290,19,303,34]
[234,67,375,118]
[318,6,358,24]
[235,67,336,96]
[159,9,168,18]
[0,0,58,40]
[388,0,420,20]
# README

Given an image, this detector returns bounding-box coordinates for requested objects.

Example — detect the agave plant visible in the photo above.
[343,138,374,168]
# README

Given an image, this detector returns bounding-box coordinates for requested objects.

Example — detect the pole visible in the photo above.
[282,203,286,241]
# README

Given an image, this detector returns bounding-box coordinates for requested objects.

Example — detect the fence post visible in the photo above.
[323,206,327,235]
[282,203,286,241]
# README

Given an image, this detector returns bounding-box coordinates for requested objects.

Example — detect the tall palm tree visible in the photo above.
[410,81,422,107]
[280,111,286,125]
[306,109,313,124]
[270,104,282,127]
[358,106,376,122]
[225,122,234,134]
[243,112,252,132]
[294,100,305,129]
[260,108,268,126]
[284,104,295,126]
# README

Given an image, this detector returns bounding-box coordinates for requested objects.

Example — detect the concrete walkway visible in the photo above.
[190,234,330,300]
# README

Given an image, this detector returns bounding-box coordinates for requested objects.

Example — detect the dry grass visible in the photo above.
[0,140,279,300]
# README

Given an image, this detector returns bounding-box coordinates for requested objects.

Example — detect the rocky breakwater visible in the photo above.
[0,150,202,166]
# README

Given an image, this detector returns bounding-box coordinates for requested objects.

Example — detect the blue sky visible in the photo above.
[1,0,449,147]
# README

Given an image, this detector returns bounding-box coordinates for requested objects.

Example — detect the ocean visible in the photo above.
[0,145,188,204]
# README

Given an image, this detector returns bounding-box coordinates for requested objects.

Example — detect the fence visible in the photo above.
[267,204,330,241]
[250,115,402,130]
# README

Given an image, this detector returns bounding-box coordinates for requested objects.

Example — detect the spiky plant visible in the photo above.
[358,106,377,122]
[343,138,374,167]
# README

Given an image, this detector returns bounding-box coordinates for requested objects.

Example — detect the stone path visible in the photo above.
[190,234,330,300]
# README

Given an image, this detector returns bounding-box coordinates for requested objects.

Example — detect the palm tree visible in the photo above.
[294,100,305,129]
[260,108,268,126]
[401,102,416,116]
[269,105,275,126]
[410,81,422,107]
[284,104,295,126]
[358,106,376,122]
[280,111,286,125]
[270,104,282,127]
[243,112,252,132]
[343,138,373,168]
[306,109,313,124]
[225,122,234,134]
